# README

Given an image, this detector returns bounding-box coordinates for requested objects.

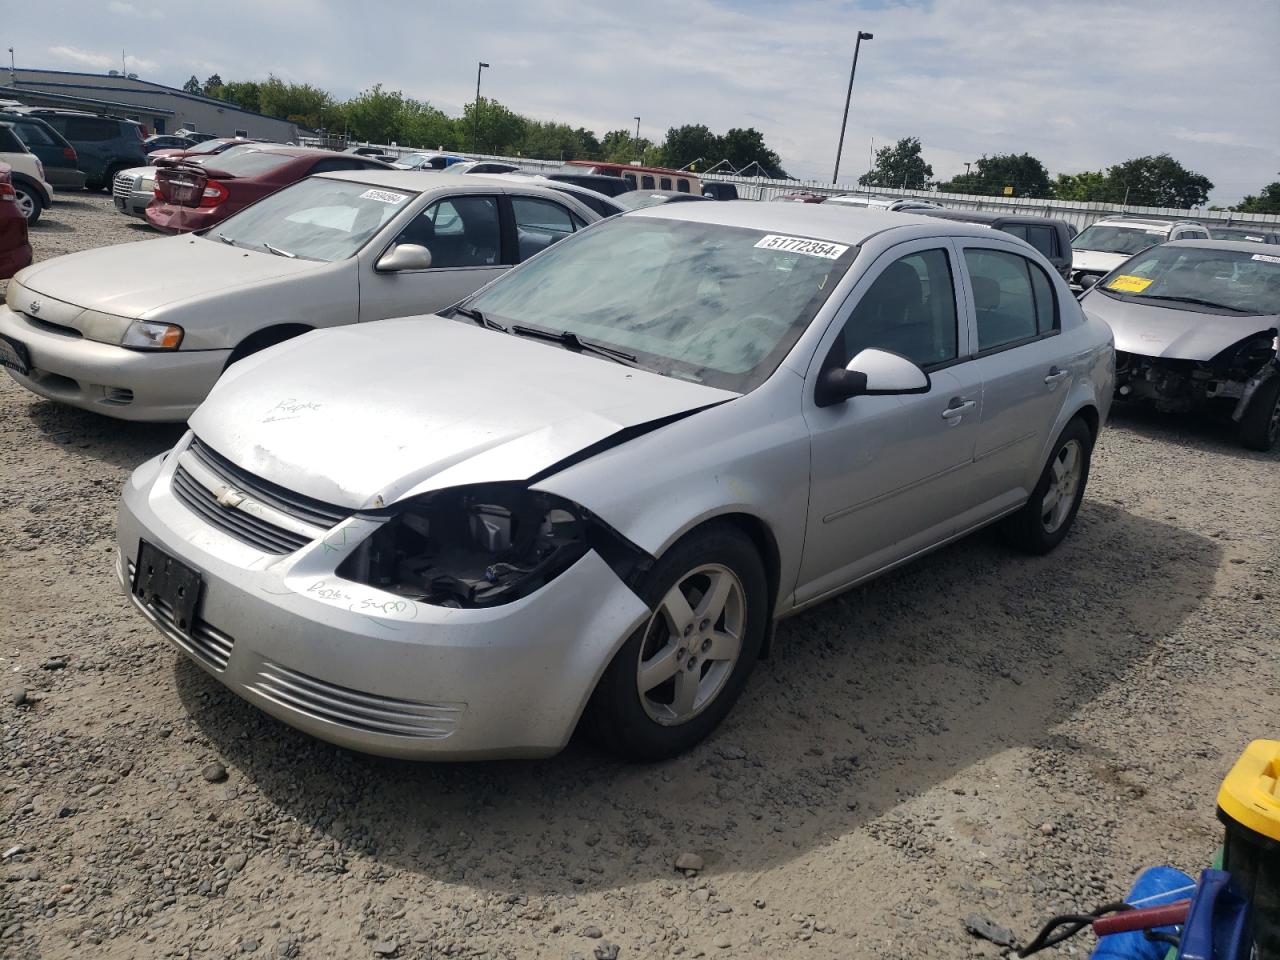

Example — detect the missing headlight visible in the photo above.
[338,483,647,608]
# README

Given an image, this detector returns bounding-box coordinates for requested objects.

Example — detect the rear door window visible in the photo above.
[65,117,119,141]
[677,179,691,193]
[15,121,57,148]
[512,196,579,261]
[641,175,655,189]
[964,248,1056,352]
[1024,225,1057,258]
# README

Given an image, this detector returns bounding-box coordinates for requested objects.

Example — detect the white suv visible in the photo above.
[0,121,54,225]
[1070,217,1208,289]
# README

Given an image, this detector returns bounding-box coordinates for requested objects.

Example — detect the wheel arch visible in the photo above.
[224,322,314,369]
[9,172,49,207]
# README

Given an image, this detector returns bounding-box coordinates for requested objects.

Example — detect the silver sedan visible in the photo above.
[0,171,600,420]
[116,202,1114,760]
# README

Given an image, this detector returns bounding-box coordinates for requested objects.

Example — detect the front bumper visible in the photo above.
[113,190,153,219]
[0,305,229,421]
[117,440,651,759]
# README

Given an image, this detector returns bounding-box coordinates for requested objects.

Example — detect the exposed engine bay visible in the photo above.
[1115,330,1279,420]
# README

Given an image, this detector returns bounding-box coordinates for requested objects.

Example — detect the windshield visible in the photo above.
[1096,245,1280,316]
[208,177,417,262]
[465,217,855,392]
[1073,223,1167,255]
[186,138,236,155]
[1209,227,1278,244]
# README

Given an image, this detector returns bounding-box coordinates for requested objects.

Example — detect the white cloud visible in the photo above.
[21,0,1280,203]
[106,1,163,18]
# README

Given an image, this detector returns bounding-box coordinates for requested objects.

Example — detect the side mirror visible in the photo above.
[815,348,930,407]
[1079,274,1100,289]
[376,243,432,272]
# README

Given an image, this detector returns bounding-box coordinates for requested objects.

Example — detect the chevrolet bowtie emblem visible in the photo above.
[215,486,246,509]
[28,299,41,315]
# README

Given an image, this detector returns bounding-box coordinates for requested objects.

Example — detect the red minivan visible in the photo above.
[0,162,34,279]
[146,148,390,234]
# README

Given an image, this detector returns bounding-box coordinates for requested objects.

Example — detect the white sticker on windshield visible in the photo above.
[359,189,408,204]
[1251,253,1280,264]
[754,234,849,259]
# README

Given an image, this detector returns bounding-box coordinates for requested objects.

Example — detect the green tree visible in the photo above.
[859,137,933,190]
[574,127,602,161]
[182,75,201,94]
[1232,180,1280,214]
[1102,154,1213,208]
[202,73,223,97]
[461,98,527,154]
[600,129,644,163]
[257,75,336,129]
[217,80,262,114]
[659,124,721,171]
[519,120,591,160]
[939,152,1053,198]
[719,127,787,178]
[1052,170,1109,201]
[400,99,459,150]
[342,84,406,142]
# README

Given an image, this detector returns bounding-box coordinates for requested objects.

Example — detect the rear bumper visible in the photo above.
[145,202,226,234]
[0,305,229,421]
[44,167,86,192]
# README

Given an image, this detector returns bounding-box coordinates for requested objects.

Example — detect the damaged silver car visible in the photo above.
[117,203,1113,761]
[1081,240,1280,450]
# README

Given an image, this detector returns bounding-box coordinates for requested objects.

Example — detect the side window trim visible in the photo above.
[954,239,1062,360]
[804,237,971,397]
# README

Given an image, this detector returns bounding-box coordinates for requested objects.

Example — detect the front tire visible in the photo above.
[587,523,768,761]
[1238,375,1280,452]
[1002,417,1093,554]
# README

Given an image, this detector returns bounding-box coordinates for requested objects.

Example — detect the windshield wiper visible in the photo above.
[510,324,638,366]
[453,305,507,332]
[1135,294,1248,313]
[261,242,296,259]
[216,232,236,247]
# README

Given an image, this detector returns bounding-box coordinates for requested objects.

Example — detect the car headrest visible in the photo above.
[972,276,1001,310]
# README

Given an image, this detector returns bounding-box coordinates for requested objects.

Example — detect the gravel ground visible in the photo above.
[2,194,1278,960]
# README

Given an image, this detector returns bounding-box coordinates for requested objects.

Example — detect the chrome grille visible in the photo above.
[248,661,463,739]
[170,438,352,555]
[127,560,234,671]
[112,171,138,200]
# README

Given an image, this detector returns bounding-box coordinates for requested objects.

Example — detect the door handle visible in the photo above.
[941,399,976,419]
[1044,366,1070,385]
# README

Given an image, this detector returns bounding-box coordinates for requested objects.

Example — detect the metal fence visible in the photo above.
[328,139,1280,232]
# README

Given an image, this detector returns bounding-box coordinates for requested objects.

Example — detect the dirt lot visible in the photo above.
[2,194,1277,960]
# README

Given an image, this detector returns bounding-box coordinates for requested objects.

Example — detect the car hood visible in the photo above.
[190,316,738,510]
[1071,249,1132,274]
[16,235,320,319]
[1083,292,1279,361]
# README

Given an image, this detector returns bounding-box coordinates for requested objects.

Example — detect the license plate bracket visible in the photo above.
[133,540,203,635]
[0,334,30,376]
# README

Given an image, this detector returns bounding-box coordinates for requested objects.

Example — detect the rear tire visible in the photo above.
[1238,375,1280,452]
[1002,417,1093,555]
[13,183,42,225]
[586,523,768,761]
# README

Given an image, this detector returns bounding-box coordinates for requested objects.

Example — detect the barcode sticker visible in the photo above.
[754,234,849,259]
[360,189,408,204]
[1251,253,1280,264]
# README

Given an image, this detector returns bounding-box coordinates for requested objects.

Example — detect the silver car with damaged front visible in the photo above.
[117,203,1114,761]
[1080,239,1280,450]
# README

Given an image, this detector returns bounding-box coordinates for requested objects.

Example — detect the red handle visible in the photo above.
[1093,901,1191,936]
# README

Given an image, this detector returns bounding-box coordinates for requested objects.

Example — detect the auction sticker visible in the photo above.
[360,189,408,204]
[755,234,849,259]
[1107,274,1154,293]
[1251,253,1280,264]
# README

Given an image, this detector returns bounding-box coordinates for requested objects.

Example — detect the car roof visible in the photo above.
[317,168,594,199]
[919,208,1067,226]
[466,171,614,199]
[630,199,1000,245]
[1162,238,1280,254]
[1091,217,1197,229]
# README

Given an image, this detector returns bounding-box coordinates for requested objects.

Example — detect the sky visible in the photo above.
[12,0,1280,204]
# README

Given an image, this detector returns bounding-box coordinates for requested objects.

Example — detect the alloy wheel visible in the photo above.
[14,189,35,222]
[1040,439,1083,533]
[636,563,745,726]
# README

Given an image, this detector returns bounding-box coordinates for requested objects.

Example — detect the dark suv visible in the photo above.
[16,109,147,191]
[0,111,85,191]
[917,209,1075,280]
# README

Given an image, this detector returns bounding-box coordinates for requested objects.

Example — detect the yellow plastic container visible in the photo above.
[1217,739,1280,959]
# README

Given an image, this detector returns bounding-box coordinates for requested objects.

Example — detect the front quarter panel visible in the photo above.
[532,371,811,614]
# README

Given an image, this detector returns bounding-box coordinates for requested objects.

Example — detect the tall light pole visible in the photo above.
[633,116,641,160]
[832,31,873,184]
[473,61,489,154]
